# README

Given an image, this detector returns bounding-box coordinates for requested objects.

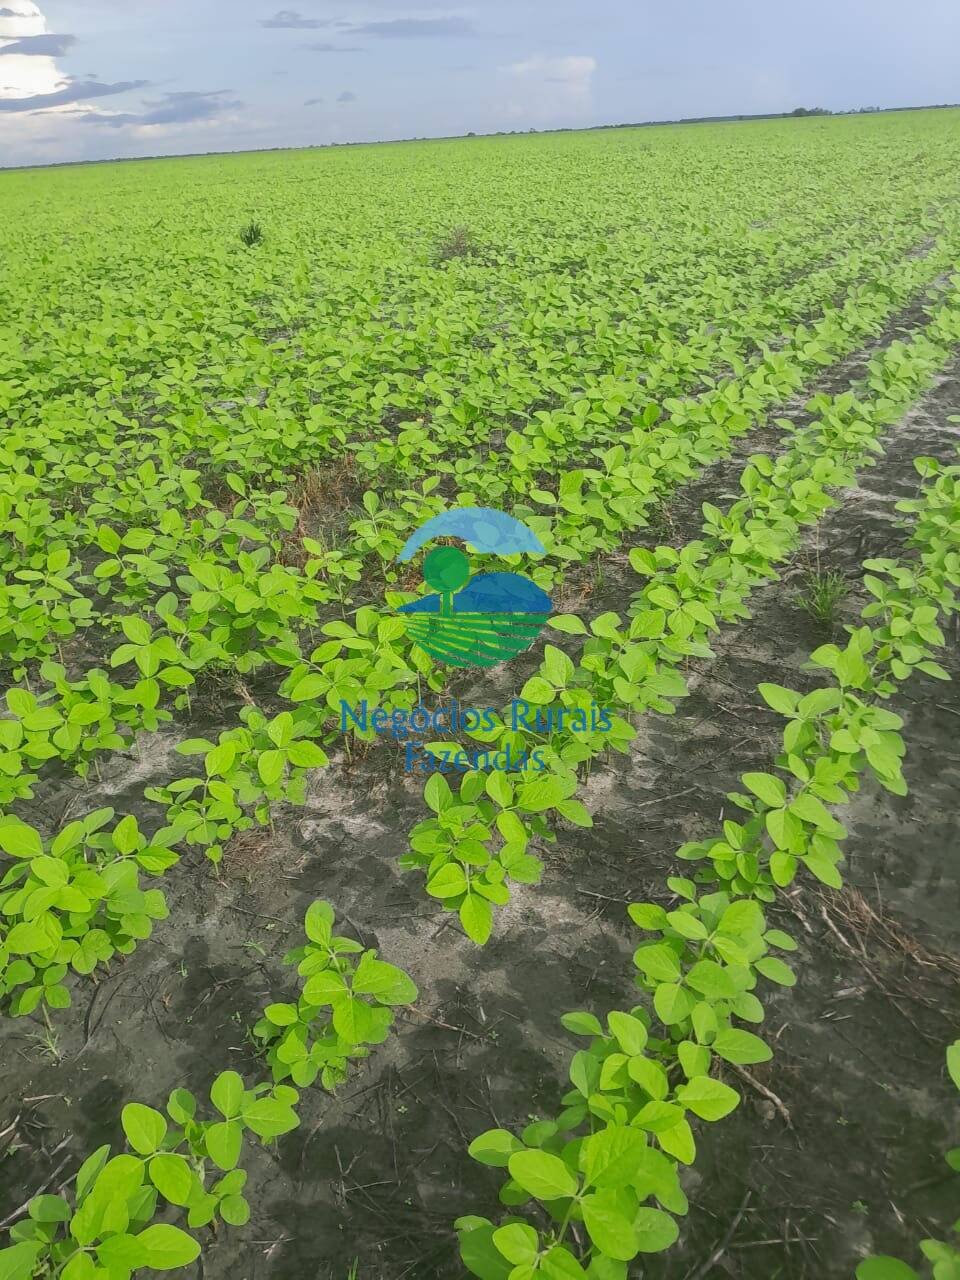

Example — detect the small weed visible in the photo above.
[30,1026,62,1064]
[433,225,480,263]
[240,221,264,247]
[795,567,848,627]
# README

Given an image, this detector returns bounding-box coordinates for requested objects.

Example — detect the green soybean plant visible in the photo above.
[454,450,960,1277]
[0,811,179,1017]
[0,1069,299,1279]
[145,707,328,865]
[252,899,418,1088]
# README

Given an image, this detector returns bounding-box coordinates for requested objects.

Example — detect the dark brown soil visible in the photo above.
[1,358,958,1280]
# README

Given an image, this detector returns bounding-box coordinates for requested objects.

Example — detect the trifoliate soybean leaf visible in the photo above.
[561,1011,603,1037]
[633,943,682,982]
[789,791,844,834]
[257,748,285,786]
[219,1194,250,1226]
[134,1224,201,1271]
[666,909,708,940]
[653,983,694,1026]
[607,1011,648,1055]
[515,774,575,812]
[540,1246,589,1278]
[633,1206,680,1253]
[289,674,327,702]
[0,1242,45,1280]
[205,1120,242,1171]
[148,1154,196,1207]
[742,772,786,808]
[685,960,736,999]
[304,899,334,943]
[549,614,588,634]
[676,1076,741,1121]
[210,1070,244,1119]
[424,772,452,814]
[677,1040,711,1079]
[75,1144,111,1201]
[0,822,43,859]
[754,956,796,987]
[712,1028,772,1065]
[507,1150,578,1201]
[556,798,593,827]
[468,1129,524,1168]
[286,739,329,768]
[492,1223,539,1265]
[580,1124,647,1189]
[352,952,418,1003]
[121,1103,167,1155]
[757,683,800,715]
[854,1260,920,1280]
[239,1098,299,1141]
[763,928,797,951]
[628,902,669,930]
[27,1194,70,1223]
[60,1253,97,1280]
[458,1222,512,1280]
[426,862,467,899]
[121,616,152,646]
[580,1191,638,1261]
[460,893,493,944]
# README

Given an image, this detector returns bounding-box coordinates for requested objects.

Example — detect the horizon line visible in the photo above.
[2,100,959,175]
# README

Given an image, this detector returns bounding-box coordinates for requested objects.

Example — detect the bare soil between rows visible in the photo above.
[2,360,959,1279]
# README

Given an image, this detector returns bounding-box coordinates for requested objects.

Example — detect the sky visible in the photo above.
[1,0,959,168]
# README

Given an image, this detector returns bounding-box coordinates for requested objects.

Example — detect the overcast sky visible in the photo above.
[1,0,959,168]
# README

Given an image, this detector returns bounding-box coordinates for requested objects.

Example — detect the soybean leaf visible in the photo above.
[507,1150,578,1201]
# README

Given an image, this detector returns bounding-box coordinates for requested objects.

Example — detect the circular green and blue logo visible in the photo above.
[395,507,552,668]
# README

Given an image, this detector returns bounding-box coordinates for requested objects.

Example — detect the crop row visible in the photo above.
[3,273,960,1020]
[7,132,956,500]
[4,222,957,629]
[398,280,960,940]
[2,443,955,1280]
[3,241,956,833]
[453,447,960,1277]
[0,898,418,1278]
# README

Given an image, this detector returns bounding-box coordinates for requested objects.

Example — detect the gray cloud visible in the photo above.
[337,90,356,102]
[0,33,77,56]
[304,41,363,52]
[0,78,148,113]
[77,89,242,128]
[304,96,323,105]
[260,9,329,28]
[0,7,29,15]
[345,17,474,38]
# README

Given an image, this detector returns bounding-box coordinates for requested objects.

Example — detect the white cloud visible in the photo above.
[499,53,597,124]
[0,2,241,165]
[0,1,61,99]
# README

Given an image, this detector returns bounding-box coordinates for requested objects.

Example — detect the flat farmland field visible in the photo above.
[1,111,959,1280]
